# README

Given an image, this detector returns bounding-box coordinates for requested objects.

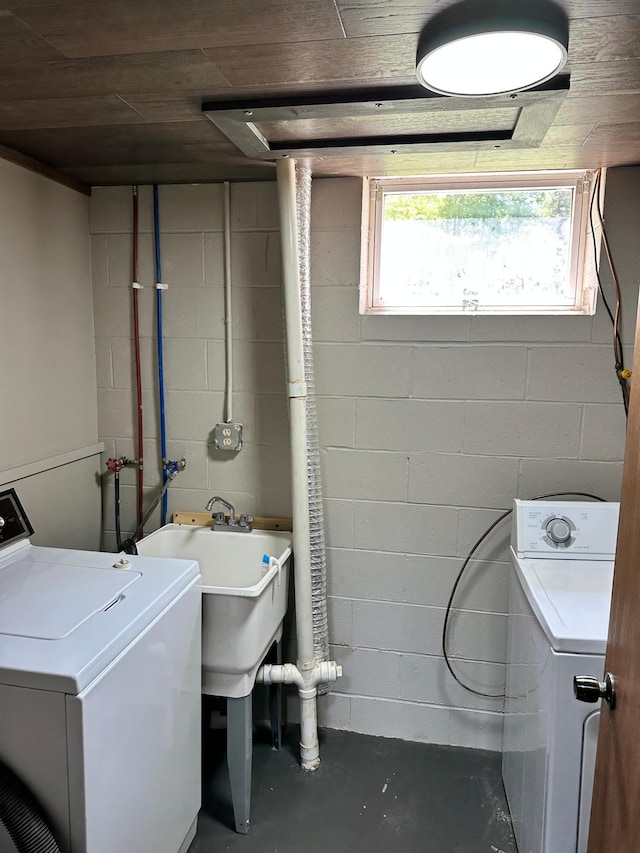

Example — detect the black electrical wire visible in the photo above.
[443,491,607,698]
[588,170,629,416]
[595,171,630,415]
[589,174,620,348]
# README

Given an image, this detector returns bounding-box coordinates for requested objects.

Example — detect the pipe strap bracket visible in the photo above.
[155,281,168,290]
[287,381,307,398]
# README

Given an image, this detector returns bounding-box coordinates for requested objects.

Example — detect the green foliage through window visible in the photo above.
[384,190,572,222]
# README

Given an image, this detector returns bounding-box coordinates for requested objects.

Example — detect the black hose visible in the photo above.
[0,760,61,853]
[121,470,178,555]
[443,491,607,698]
[114,470,122,552]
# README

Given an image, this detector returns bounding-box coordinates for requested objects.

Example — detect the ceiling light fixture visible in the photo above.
[416,0,569,97]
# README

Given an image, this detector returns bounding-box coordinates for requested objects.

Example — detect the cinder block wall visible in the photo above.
[91,167,636,749]
[91,182,290,544]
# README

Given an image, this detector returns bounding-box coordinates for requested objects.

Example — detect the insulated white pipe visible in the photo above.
[223,180,233,423]
[276,157,318,768]
[277,159,315,669]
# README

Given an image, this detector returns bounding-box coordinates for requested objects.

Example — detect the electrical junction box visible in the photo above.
[213,422,243,451]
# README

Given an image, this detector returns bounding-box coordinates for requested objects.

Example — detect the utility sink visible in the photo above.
[135,524,292,697]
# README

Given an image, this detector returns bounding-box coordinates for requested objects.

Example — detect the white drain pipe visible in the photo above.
[256,662,342,770]
[268,158,342,770]
[258,662,342,690]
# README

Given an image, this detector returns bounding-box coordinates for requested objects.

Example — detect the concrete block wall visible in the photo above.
[312,168,633,749]
[90,182,290,548]
[90,166,637,750]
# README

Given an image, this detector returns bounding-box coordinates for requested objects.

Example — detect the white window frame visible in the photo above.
[360,170,600,316]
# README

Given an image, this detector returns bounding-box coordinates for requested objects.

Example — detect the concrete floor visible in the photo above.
[189,718,517,853]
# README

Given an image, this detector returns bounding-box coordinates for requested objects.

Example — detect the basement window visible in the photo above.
[360,171,597,316]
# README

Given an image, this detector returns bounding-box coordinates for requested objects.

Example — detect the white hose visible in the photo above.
[295,166,330,692]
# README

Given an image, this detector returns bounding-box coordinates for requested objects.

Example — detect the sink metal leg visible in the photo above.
[227,694,252,834]
[268,640,283,751]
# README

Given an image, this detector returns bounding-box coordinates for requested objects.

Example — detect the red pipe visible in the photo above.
[132,186,144,535]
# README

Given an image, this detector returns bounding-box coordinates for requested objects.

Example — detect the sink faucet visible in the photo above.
[206,495,236,520]
[205,496,253,532]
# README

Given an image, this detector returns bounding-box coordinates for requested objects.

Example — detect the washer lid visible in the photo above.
[0,558,141,639]
[511,549,613,654]
[0,542,199,694]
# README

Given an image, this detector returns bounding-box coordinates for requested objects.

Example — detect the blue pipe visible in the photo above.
[153,185,168,525]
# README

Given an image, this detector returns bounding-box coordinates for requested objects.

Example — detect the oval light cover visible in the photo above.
[417,29,568,97]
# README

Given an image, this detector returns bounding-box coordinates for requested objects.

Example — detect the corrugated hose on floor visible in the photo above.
[0,760,61,853]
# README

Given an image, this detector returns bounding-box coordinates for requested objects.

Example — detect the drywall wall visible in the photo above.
[3,454,102,550]
[91,167,635,748]
[0,158,101,549]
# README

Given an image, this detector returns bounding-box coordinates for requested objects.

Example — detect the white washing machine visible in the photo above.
[502,499,619,853]
[0,488,202,853]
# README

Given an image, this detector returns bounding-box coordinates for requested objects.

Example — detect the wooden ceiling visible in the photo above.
[0,0,638,188]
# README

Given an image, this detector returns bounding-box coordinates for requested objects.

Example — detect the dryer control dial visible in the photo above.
[546,517,573,545]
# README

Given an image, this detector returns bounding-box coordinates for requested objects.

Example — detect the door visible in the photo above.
[587,316,640,851]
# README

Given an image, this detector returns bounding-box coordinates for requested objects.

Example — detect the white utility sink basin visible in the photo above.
[135,524,291,698]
